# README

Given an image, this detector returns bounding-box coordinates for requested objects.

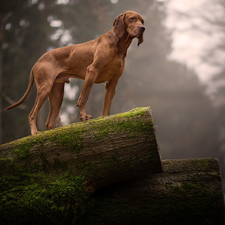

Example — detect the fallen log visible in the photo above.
[0,107,162,224]
[77,158,224,225]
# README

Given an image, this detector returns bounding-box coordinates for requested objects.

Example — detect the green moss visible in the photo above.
[0,172,94,225]
[0,157,12,164]
[1,107,152,155]
[88,108,153,141]
[197,161,209,170]
[116,120,136,132]
[1,146,153,224]
[91,120,110,140]
[0,147,95,224]
[119,107,148,118]
[12,142,34,160]
[0,107,156,224]
[49,135,57,143]
[13,148,29,159]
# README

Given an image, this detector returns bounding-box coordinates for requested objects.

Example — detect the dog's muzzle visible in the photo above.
[139,25,145,33]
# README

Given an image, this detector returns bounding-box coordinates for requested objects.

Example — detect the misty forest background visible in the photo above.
[0,0,225,191]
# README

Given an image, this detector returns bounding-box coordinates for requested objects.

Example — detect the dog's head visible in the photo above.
[113,11,145,46]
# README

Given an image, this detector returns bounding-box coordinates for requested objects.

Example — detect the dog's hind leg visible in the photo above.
[45,82,64,130]
[28,83,53,135]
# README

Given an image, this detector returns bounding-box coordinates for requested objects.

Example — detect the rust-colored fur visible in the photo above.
[5,11,145,135]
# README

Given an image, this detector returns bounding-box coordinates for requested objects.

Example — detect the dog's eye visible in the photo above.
[141,20,144,25]
[130,17,136,22]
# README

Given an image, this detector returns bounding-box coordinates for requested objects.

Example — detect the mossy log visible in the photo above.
[0,107,162,224]
[77,158,225,225]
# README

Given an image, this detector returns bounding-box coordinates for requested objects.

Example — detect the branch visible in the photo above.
[0,91,26,110]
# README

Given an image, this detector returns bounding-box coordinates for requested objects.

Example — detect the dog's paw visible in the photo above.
[85,115,93,120]
[31,131,41,135]
[80,115,93,121]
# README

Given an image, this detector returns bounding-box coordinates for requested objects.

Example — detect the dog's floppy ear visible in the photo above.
[138,35,144,46]
[113,13,126,39]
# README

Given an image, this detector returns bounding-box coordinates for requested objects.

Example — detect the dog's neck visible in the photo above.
[118,32,133,57]
[112,30,133,57]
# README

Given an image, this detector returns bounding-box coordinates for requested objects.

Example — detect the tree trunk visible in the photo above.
[0,107,162,224]
[77,158,225,225]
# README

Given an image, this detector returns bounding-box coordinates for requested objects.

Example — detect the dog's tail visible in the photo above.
[5,68,34,111]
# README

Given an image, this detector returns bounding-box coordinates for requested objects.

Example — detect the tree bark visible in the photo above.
[0,107,162,224]
[0,107,162,188]
[1,108,223,224]
[77,158,225,225]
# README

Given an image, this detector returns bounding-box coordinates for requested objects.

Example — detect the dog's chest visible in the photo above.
[106,51,126,70]
[106,55,125,72]
[95,57,125,83]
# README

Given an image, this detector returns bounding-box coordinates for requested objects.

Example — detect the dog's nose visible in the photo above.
[139,25,145,32]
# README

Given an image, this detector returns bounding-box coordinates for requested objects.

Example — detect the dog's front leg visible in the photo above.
[77,64,98,121]
[102,78,119,116]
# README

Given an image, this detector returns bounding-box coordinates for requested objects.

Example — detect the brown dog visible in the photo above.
[5,11,145,135]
